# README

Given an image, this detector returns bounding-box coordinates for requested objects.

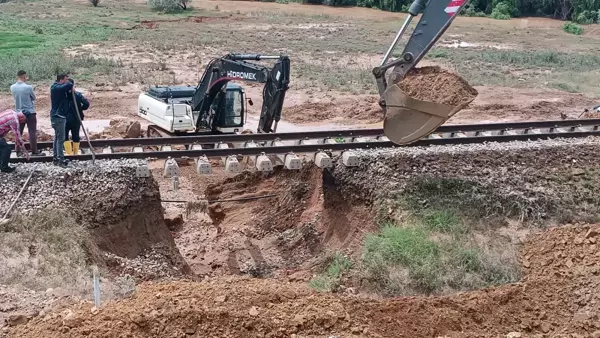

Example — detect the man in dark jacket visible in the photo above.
[50,74,73,167]
[64,79,89,155]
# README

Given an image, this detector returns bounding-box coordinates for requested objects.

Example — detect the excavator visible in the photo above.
[137,53,290,138]
[137,0,473,145]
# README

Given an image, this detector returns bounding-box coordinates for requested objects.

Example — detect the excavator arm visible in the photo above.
[191,53,290,133]
[373,0,473,144]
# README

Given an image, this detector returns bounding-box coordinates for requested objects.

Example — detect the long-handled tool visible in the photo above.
[71,90,96,164]
[1,171,34,222]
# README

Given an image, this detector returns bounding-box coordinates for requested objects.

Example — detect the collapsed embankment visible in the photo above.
[176,137,600,284]
[0,160,185,262]
[0,160,188,328]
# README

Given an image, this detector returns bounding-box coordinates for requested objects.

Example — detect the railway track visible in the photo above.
[10,119,600,172]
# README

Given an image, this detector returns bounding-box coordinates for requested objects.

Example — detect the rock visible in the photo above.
[586,229,598,238]
[215,295,227,303]
[62,312,82,328]
[540,322,551,333]
[592,330,600,338]
[7,314,28,326]
[249,306,259,316]
[506,332,522,338]
[125,121,141,138]
[351,327,362,334]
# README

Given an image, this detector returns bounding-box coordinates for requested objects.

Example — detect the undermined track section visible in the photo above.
[11,119,600,173]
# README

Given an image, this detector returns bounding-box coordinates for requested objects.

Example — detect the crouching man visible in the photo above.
[0,109,30,173]
[64,79,89,155]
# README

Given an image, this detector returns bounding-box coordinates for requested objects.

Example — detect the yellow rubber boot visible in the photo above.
[72,142,80,155]
[64,141,73,155]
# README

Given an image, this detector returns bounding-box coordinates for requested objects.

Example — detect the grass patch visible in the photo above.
[309,252,352,292]
[0,52,120,88]
[0,32,45,52]
[361,215,521,296]
[0,14,118,87]
[0,210,94,292]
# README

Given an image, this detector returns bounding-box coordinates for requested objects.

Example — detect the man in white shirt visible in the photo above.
[10,70,42,156]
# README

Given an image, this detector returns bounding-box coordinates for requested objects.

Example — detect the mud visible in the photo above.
[397,66,478,106]
[9,222,600,338]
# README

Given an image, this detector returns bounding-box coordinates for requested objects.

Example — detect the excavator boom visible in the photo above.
[374,0,473,145]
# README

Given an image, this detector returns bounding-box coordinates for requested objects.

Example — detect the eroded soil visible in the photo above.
[155,163,373,278]
[9,223,600,338]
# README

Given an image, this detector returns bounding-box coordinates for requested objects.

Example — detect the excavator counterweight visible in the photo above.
[374,0,476,145]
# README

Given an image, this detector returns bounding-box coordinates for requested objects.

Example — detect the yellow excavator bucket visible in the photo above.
[381,83,476,145]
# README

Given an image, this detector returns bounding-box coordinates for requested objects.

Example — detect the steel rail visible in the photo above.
[11,118,600,151]
[11,129,600,163]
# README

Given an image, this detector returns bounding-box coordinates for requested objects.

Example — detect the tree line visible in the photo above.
[299,0,600,24]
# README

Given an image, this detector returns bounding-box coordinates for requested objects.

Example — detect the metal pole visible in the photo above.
[2,171,34,220]
[71,90,96,164]
[380,15,414,67]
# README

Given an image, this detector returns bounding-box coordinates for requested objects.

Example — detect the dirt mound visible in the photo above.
[4,129,52,143]
[89,119,142,139]
[283,96,383,124]
[397,66,478,106]
[10,223,600,337]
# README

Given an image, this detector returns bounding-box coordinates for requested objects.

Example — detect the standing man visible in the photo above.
[10,70,42,157]
[64,79,90,155]
[0,109,30,173]
[50,74,73,167]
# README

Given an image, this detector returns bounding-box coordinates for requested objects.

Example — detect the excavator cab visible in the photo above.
[374,0,476,144]
[211,84,246,133]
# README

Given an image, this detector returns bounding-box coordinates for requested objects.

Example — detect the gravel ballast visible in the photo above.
[331,136,600,224]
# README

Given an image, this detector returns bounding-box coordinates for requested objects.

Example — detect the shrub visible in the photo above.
[490,2,511,19]
[563,22,584,35]
[574,10,596,24]
[148,0,191,12]
[89,0,100,7]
